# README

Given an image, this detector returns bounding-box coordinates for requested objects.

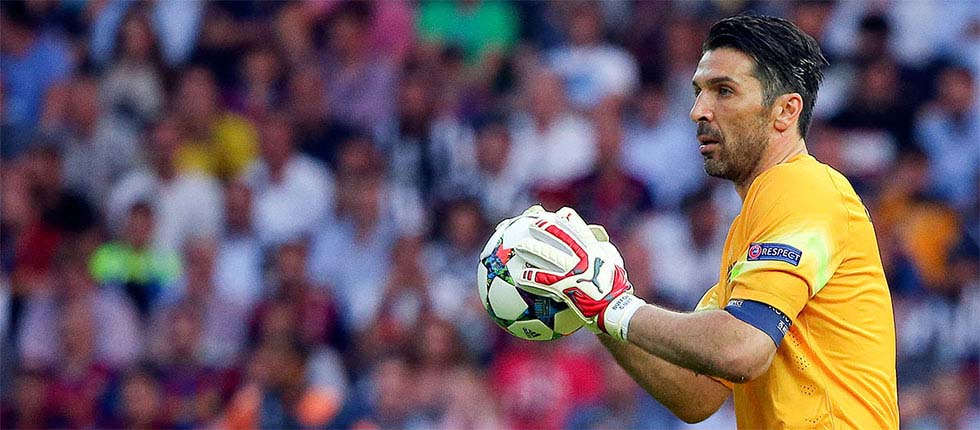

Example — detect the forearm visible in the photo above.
[599,334,730,423]
[624,305,774,383]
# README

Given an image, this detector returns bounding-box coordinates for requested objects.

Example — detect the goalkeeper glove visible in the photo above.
[512,207,646,341]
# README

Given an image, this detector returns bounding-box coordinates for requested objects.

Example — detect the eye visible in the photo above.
[718,87,734,97]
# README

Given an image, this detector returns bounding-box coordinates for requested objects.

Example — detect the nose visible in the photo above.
[690,93,713,123]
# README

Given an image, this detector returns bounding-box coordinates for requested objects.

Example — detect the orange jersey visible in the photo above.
[696,154,899,429]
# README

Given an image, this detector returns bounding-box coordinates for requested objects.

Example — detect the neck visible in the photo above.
[735,138,808,200]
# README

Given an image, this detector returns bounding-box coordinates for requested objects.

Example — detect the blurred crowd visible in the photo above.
[1,1,978,429]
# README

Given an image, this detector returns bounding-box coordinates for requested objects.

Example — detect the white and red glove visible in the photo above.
[512,207,646,341]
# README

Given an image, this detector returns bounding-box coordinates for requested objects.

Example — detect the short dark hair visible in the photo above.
[703,15,828,139]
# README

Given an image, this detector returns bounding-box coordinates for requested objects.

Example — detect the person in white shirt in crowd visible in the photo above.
[914,66,979,213]
[99,5,165,132]
[636,186,728,309]
[623,84,703,210]
[467,113,533,220]
[89,0,203,68]
[214,179,265,309]
[241,113,334,249]
[546,1,639,111]
[42,74,142,207]
[510,67,597,191]
[309,137,422,332]
[107,115,223,254]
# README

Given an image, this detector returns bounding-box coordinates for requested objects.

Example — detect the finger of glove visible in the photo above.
[514,237,578,274]
[521,204,547,217]
[554,207,598,247]
[588,224,609,242]
[495,205,548,231]
[528,217,594,265]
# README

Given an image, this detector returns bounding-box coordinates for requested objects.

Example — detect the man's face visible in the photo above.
[690,48,771,184]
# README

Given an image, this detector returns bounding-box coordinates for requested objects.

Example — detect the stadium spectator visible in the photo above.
[546,1,640,110]
[511,67,597,192]
[447,113,532,220]
[44,298,113,428]
[914,65,980,212]
[388,67,441,200]
[426,198,489,314]
[321,2,398,139]
[309,137,419,332]
[145,300,227,428]
[10,143,97,294]
[417,0,519,87]
[490,341,602,430]
[287,63,358,172]
[89,1,203,68]
[40,73,142,206]
[251,241,346,352]
[99,5,165,131]
[231,44,286,121]
[214,180,265,308]
[0,1,75,159]
[110,367,168,429]
[156,238,248,369]
[565,355,682,430]
[14,251,140,372]
[357,354,429,428]
[62,253,142,369]
[173,67,259,181]
[636,186,727,309]
[223,337,343,429]
[90,201,181,318]
[242,114,334,248]
[623,84,704,211]
[107,116,224,254]
[434,366,507,430]
[357,236,434,367]
[553,100,653,236]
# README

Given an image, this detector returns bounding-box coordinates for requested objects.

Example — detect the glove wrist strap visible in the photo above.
[602,294,646,341]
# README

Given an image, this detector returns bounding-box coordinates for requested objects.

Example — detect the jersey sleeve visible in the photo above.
[727,169,847,322]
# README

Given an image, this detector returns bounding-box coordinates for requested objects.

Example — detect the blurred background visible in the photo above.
[1,0,977,429]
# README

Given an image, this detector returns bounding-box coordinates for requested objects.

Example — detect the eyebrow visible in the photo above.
[692,76,739,89]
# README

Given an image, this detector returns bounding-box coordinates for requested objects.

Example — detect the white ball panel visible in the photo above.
[507,319,555,341]
[477,262,489,309]
[500,216,536,249]
[487,277,528,320]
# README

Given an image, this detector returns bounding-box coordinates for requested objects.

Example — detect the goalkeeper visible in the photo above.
[513,15,899,429]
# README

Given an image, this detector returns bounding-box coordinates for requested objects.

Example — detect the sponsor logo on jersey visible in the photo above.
[747,243,802,266]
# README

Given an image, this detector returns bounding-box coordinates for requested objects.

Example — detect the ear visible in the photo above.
[771,93,803,134]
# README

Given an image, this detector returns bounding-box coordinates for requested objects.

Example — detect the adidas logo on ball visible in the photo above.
[522,327,541,339]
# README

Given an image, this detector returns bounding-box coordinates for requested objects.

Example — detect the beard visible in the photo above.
[700,114,769,185]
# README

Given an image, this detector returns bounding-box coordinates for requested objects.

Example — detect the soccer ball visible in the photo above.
[477,214,585,341]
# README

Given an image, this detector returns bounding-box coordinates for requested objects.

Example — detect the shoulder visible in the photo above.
[751,156,842,203]
[744,155,851,223]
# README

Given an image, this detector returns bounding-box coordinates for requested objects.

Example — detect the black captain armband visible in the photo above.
[724,299,792,347]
